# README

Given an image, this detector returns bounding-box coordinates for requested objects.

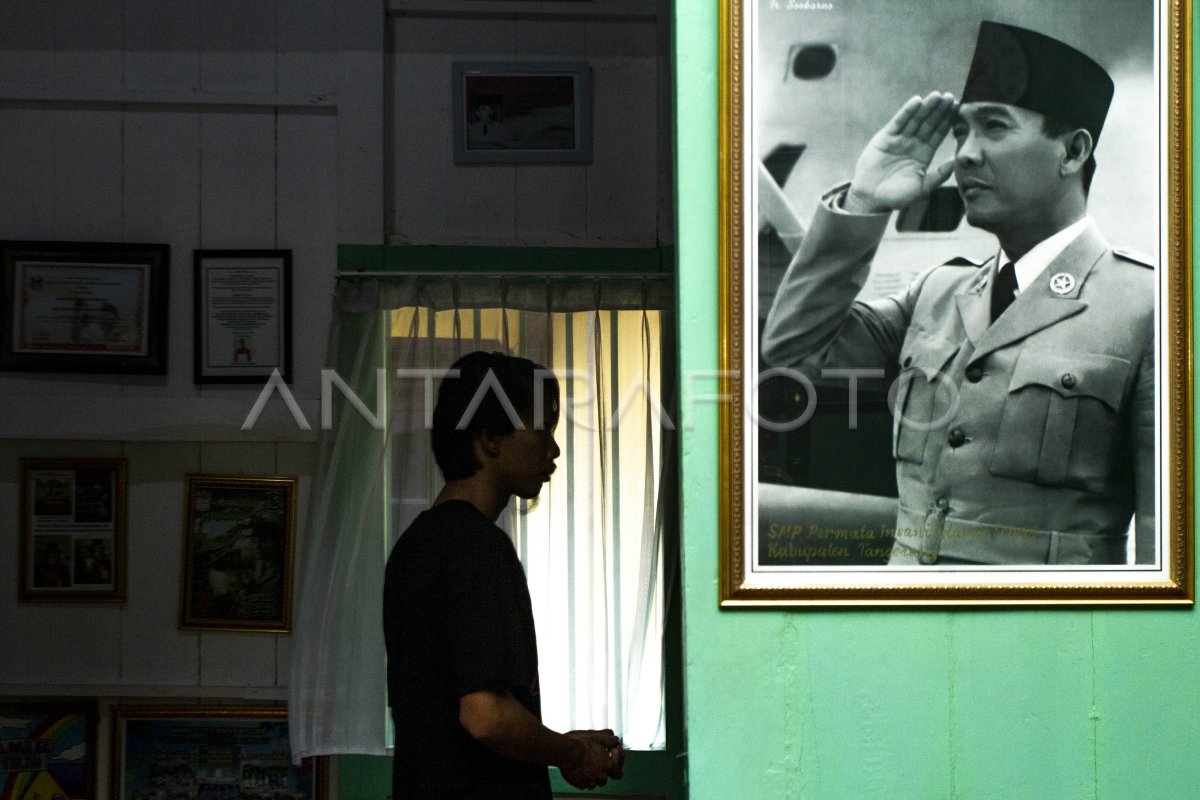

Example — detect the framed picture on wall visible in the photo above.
[0,700,96,800]
[19,458,127,603]
[193,249,293,384]
[180,474,298,632]
[452,61,592,163]
[0,240,169,374]
[110,705,326,800]
[718,0,1192,604]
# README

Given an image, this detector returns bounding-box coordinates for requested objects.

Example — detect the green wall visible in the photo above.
[675,3,1199,800]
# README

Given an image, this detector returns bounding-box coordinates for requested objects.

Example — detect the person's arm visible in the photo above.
[761,93,958,375]
[1131,343,1155,564]
[458,689,622,790]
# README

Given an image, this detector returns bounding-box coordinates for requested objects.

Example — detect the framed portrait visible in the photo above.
[19,458,127,603]
[0,701,96,800]
[0,240,169,374]
[181,474,298,632]
[452,61,592,163]
[110,705,326,800]
[719,1,1192,604]
[193,249,293,384]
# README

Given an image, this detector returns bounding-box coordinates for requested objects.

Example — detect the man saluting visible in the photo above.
[761,22,1155,566]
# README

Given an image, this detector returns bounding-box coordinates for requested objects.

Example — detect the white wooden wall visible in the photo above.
[389,0,673,246]
[0,0,670,741]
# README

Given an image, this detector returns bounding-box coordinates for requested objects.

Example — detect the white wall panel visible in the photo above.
[388,14,663,247]
[122,0,202,93]
[584,22,658,245]
[120,441,203,686]
[199,0,277,95]
[52,0,123,95]
[278,111,339,402]
[0,109,57,236]
[199,112,277,248]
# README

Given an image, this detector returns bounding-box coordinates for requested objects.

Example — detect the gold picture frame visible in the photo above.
[110,704,327,800]
[719,0,1193,604]
[19,458,128,603]
[181,474,298,631]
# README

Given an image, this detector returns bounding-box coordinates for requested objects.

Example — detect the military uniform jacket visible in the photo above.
[761,196,1155,565]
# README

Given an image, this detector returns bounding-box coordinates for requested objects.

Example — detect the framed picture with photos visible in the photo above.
[19,458,127,602]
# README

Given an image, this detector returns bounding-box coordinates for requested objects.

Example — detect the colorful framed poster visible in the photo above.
[110,705,326,800]
[719,1,1192,604]
[193,249,293,384]
[19,458,127,603]
[181,475,298,632]
[0,240,169,374]
[452,61,592,163]
[0,702,95,800]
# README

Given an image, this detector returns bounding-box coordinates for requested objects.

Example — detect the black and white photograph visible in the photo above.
[721,0,1191,603]
[452,61,592,163]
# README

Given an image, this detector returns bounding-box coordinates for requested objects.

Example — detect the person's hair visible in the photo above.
[431,351,560,482]
[1042,115,1097,195]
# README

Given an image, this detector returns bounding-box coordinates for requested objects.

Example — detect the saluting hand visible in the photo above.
[844,91,958,214]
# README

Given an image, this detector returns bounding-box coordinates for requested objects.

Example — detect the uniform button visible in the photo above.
[947,427,966,447]
[1061,373,1077,389]
[965,364,983,383]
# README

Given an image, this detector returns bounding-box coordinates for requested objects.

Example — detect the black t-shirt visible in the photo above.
[383,500,551,800]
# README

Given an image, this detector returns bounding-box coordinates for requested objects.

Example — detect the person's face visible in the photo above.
[952,102,1069,236]
[494,419,561,500]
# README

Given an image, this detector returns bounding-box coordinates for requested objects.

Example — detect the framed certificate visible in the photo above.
[193,249,293,384]
[0,241,169,374]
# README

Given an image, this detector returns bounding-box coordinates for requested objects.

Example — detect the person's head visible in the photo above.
[954,21,1112,240]
[432,351,561,489]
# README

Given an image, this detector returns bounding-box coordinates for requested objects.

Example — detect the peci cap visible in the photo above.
[961,21,1114,144]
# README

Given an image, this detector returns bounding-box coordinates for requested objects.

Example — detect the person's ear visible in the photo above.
[1061,129,1094,176]
[477,431,503,460]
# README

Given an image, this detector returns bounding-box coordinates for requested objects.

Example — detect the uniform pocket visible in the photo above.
[892,331,960,465]
[989,348,1132,493]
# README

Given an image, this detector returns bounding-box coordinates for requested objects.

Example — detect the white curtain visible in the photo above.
[290,275,674,760]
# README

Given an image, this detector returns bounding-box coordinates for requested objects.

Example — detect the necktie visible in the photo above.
[990,262,1018,323]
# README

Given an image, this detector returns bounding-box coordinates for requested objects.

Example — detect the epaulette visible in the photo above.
[1113,247,1155,269]
[940,255,985,267]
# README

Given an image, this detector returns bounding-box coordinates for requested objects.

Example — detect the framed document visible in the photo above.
[181,474,298,632]
[719,1,1192,604]
[193,249,293,384]
[0,241,168,374]
[452,61,592,163]
[110,705,326,800]
[0,701,96,800]
[19,458,127,603]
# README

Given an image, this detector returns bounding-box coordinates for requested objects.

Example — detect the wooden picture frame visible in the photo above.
[193,249,293,384]
[0,240,169,374]
[19,458,127,603]
[452,61,592,163]
[0,700,96,800]
[719,1,1192,604]
[181,474,298,632]
[110,705,326,800]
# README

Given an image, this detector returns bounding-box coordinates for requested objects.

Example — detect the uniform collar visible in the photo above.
[1001,216,1094,292]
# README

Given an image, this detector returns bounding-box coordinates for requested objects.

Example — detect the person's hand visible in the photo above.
[844,91,958,214]
[561,729,624,788]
